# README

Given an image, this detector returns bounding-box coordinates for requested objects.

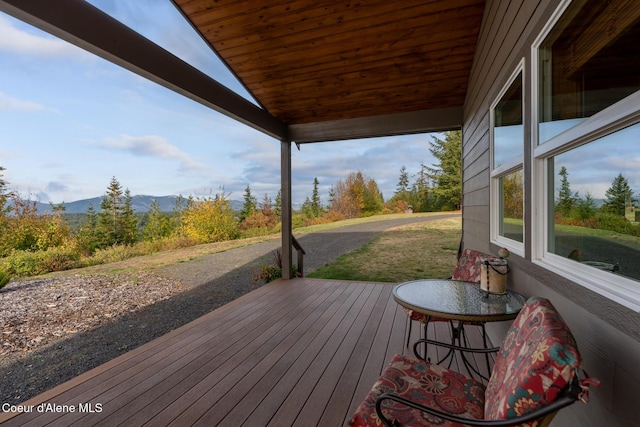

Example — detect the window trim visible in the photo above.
[490,60,526,256]
[530,0,640,312]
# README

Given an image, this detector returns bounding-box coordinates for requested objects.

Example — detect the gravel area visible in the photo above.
[0,214,457,406]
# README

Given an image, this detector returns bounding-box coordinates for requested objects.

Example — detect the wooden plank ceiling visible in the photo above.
[173,0,486,126]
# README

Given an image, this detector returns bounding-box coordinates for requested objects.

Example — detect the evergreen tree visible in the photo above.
[426,131,462,210]
[86,203,98,230]
[327,186,335,206]
[77,203,100,254]
[259,193,273,216]
[0,165,5,195]
[121,189,138,244]
[363,178,384,216]
[171,194,185,232]
[97,176,124,247]
[414,163,431,212]
[274,189,282,219]
[390,165,413,209]
[143,199,172,241]
[577,192,597,220]
[239,185,257,222]
[395,166,410,195]
[603,173,637,216]
[300,197,314,218]
[557,166,578,216]
[0,165,11,217]
[311,177,323,218]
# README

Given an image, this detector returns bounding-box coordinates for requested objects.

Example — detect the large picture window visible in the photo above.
[491,65,524,252]
[533,0,640,310]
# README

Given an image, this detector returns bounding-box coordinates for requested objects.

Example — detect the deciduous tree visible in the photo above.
[181,191,238,243]
[329,171,383,218]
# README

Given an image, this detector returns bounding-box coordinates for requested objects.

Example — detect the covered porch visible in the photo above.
[0,278,493,426]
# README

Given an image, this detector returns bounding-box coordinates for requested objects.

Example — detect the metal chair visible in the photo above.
[350,297,599,427]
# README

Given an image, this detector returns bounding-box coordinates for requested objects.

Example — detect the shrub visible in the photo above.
[291,214,306,229]
[239,226,278,239]
[0,269,10,289]
[3,250,47,276]
[0,196,72,256]
[255,248,300,283]
[1,247,81,277]
[85,244,146,266]
[156,236,200,251]
[256,264,284,283]
[595,213,640,237]
[321,210,345,223]
[240,211,278,230]
[255,264,300,283]
[40,247,81,273]
[180,195,239,243]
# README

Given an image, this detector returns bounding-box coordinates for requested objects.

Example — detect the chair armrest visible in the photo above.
[376,392,578,427]
[412,338,500,360]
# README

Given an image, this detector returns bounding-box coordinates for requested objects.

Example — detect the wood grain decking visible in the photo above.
[0,278,494,427]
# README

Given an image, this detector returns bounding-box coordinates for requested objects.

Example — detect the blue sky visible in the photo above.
[0,1,437,207]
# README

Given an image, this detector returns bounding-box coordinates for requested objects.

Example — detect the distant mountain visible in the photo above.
[33,195,244,214]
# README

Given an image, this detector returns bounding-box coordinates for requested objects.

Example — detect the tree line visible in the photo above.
[554,166,639,236]
[0,131,462,277]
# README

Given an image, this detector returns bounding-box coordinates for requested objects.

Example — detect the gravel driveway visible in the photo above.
[0,214,457,406]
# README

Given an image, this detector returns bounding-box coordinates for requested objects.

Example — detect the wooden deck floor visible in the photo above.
[0,278,493,427]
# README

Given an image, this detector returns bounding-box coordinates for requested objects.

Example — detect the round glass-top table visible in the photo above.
[393,279,526,323]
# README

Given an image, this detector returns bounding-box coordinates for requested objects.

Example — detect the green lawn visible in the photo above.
[307,217,462,282]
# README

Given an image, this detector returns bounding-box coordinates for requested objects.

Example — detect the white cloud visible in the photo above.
[0,14,92,61]
[0,92,47,112]
[46,181,69,193]
[96,134,207,172]
[605,156,640,173]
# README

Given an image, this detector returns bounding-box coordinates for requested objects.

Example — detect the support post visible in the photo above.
[281,140,293,279]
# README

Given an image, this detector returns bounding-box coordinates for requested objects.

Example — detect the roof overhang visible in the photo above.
[289,106,462,144]
[0,0,289,141]
[0,0,484,142]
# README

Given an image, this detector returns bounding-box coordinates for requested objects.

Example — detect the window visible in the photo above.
[537,0,640,144]
[491,64,524,253]
[533,0,640,310]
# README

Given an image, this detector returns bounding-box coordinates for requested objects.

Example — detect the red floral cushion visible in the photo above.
[484,297,582,425]
[402,306,428,322]
[451,249,498,283]
[350,354,486,426]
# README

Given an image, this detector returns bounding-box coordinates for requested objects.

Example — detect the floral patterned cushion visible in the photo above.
[402,306,429,322]
[349,354,486,426]
[484,297,582,425]
[451,249,498,283]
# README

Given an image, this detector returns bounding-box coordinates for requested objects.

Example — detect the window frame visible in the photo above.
[530,0,640,312]
[490,60,526,256]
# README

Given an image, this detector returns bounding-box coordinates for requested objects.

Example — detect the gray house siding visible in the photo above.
[462,0,640,425]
